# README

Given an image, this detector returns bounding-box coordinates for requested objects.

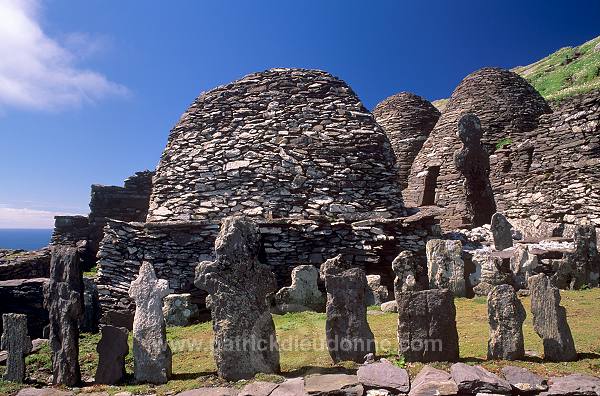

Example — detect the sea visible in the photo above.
[0,229,53,251]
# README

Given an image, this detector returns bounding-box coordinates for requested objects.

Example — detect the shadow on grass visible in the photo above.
[170,372,216,381]
[285,365,356,377]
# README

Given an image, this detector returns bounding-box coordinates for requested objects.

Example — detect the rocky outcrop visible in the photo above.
[129,262,172,384]
[95,325,128,385]
[396,288,459,362]
[321,255,375,363]
[426,239,466,296]
[529,274,577,361]
[274,265,325,313]
[162,293,199,327]
[487,285,526,360]
[194,216,280,380]
[372,92,440,190]
[43,246,83,386]
[1,313,32,382]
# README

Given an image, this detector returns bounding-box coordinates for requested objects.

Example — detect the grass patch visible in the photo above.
[2,289,599,395]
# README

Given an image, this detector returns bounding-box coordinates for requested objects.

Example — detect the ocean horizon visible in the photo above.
[0,228,53,251]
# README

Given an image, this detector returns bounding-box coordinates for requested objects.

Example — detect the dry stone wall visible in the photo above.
[373,92,440,190]
[0,248,50,281]
[147,68,405,223]
[96,214,439,317]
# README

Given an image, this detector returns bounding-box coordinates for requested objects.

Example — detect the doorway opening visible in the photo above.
[419,166,440,206]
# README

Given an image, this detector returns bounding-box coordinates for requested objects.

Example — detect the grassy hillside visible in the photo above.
[514,35,600,101]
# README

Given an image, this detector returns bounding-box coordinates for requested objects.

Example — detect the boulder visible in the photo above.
[16,389,74,396]
[176,388,238,396]
[426,239,466,297]
[366,275,390,306]
[270,377,305,396]
[392,250,426,300]
[501,366,548,393]
[357,360,410,393]
[239,381,279,396]
[194,216,280,380]
[274,265,325,313]
[43,246,83,386]
[397,288,459,362]
[129,261,172,384]
[321,255,375,363]
[95,325,128,385]
[162,293,199,326]
[1,313,32,382]
[528,274,577,361]
[487,285,526,360]
[305,374,364,395]
[491,213,513,251]
[409,365,458,396]
[510,245,538,290]
[540,374,600,396]
[450,363,512,395]
[380,301,398,313]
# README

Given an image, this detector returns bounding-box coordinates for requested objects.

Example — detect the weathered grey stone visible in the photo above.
[129,261,172,384]
[511,245,538,290]
[491,213,513,251]
[365,275,390,306]
[80,277,99,333]
[95,325,128,385]
[366,390,392,396]
[176,388,239,396]
[501,366,548,393]
[162,293,199,327]
[1,313,32,382]
[194,216,280,380]
[472,253,513,297]
[397,288,459,362]
[274,265,325,313]
[43,246,83,386]
[239,381,279,396]
[426,239,466,297]
[380,301,398,313]
[392,250,425,301]
[409,365,458,396]
[450,363,512,395]
[453,114,497,228]
[528,274,577,361]
[487,285,526,360]
[321,255,375,363]
[16,388,74,396]
[270,377,305,396]
[540,374,600,396]
[305,374,364,395]
[357,360,409,393]
[558,221,600,289]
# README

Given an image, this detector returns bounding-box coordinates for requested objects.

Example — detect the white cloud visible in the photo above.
[0,206,76,228]
[0,0,128,111]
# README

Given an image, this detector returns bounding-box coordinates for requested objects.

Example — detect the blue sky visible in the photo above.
[1,0,599,228]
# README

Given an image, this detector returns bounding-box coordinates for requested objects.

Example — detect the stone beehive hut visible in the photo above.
[404,67,551,228]
[373,92,440,190]
[147,68,405,223]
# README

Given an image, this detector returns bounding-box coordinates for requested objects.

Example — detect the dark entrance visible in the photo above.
[419,166,440,206]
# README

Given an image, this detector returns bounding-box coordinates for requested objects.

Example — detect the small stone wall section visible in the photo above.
[373,92,440,190]
[147,68,405,223]
[0,248,51,281]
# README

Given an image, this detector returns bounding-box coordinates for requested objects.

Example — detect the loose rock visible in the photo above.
[450,362,512,395]
[274,265,325,313]
[357,360,410,393]
[501,366,548,393]
[540,374,600,396]
[365,275,390,306]
[380,301,398,313]
[409,365,458,396]
[305,374,364,395]
[162,293,199,326]
[392,250,425,300]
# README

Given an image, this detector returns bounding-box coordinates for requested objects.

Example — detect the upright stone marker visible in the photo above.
[491,212,514,251]
[487,284,526,360]
[397,288,459,362]
[365,274,389,306]
[321,255,375,363]
[43,246,83,386]
[392,251,425,300]
[95,325,129,385]
[274,265,324,313]
[194,216,280,380]
[453,114,497,227]
[426,239,466,297]
[528,274,577,361]
[129,261,172,384]
[1,313,32,382]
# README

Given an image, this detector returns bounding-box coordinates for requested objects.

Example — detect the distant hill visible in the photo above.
[431,35,600,106]
[514,35,600,101]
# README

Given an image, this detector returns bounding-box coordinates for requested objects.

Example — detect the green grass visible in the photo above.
[513,35,600,101]
[2,289,599,395]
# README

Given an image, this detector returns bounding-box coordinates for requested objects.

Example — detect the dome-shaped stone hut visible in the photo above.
[404,67,551,228]
[147,68,405,222]
[373,92,441,190]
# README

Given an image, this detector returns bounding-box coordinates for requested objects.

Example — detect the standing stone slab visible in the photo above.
[80,278,99,333]
[426,239,466,297]
[366,275,390,306]
[511,245,538,290]
[392,250,426,300]
[561,222,600,289]
[163,293,200,327]
[129,261,172,384]
[43,246,83,386]
[95,325,129,385]
[274,265,325,313]
[1,313,32,382]
[487,285,526,360]
[528,274,577,361]
[450,363,512,395]
[409,365,458,396]
[453,113,497,227]
[321,255,375,363]
[397,288,459,362]
[194,216,280,380]
[491,213,514,251]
